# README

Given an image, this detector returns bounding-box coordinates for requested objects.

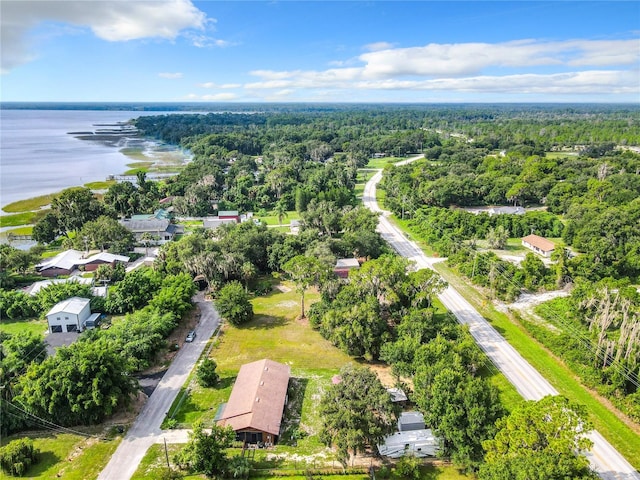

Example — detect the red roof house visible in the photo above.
[217,359,290,445]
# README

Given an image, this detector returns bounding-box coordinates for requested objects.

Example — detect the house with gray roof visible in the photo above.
[120,218,177,244]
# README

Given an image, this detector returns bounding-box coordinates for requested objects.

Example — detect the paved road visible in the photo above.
[363,157,639,480]
[98,292,220,480]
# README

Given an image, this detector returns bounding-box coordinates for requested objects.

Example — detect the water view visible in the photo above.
[0,109,190,210]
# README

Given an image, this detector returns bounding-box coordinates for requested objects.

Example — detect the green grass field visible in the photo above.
[84,180,116,190]
[0,317,48,338]
[257,211,300,226]
[364,156,406,169]
[0,432,123,480]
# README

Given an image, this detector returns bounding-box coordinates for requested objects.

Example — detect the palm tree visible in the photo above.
[273,200,288,226]
[240,262,257,292]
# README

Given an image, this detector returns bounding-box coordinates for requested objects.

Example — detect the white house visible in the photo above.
[46,297,99,333]
[522,234,556,258]
[378,429,440,459]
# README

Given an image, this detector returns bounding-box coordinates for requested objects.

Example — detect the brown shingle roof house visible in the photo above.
[217,359,290,445]
[522,234,556,257]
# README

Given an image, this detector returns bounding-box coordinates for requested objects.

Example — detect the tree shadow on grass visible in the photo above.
[279,377,309,446]
[23,450,59,477]
[238,314,289,330]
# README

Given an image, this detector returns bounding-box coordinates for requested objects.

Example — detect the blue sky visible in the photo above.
[1,1,639,103]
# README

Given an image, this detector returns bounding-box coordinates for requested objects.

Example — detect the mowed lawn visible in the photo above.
[0,432,123,480]
[170,284,353,426]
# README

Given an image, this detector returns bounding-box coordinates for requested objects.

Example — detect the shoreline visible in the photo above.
[0,144,188,240]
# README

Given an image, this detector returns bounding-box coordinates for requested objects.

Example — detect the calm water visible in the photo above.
[0,109,188,210]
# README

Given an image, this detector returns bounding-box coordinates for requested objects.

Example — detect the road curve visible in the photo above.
[363,157,639,480]
[98,292,221,480]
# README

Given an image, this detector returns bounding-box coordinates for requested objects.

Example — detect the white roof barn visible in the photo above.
[46,296,99,333]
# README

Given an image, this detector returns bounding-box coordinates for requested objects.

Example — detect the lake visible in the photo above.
[0,109,190,210]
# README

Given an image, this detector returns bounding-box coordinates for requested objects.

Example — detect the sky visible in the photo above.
[1,0,639,103]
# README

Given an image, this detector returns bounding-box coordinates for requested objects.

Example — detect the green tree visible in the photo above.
[104,181,139,218]
[51,187,104,236]
[485,225,509,249]
[105,267,161,314]
[240,261,257,292]
[197,358,220,387]
[479,396,597,480]
[32,212,60,244]
[282,255,330,318]
[17,338,138,426]
[319,364,397,465]
[214,281,253,326]
[174,422,235,478]
[0,331,47,436]
[77,215,135,253]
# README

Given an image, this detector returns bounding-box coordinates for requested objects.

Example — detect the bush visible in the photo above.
[395,454,422,480]
[197,358,220,387]
[0,438,39,476]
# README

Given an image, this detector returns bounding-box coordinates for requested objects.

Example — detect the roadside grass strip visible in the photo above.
[392,217,640,469]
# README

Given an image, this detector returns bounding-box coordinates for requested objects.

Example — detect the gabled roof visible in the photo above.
[522,234,555,252]
[83,252,130,264]
[218,359,290,436]
[36,250,129,272]
[36,249,84,271]
[46,296,91,316]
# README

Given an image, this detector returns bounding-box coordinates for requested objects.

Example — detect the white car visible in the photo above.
[185,330,196,342]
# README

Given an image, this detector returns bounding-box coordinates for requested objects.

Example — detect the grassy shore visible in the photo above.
[2,194,56,214]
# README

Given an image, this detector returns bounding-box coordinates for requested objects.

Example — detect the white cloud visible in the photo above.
[242,38,639,98]
[358,39,640,79]
[1,0,208,72]
[198,82,241,89]
[159,72,183,79]
[363,41,395,52]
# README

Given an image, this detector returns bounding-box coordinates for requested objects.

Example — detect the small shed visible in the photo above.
[522,234,555,257]
[218,210,240,222]
[289,219,301,234]
[46,297,96,333]
[334,258,360,279]
[398,411,425,432]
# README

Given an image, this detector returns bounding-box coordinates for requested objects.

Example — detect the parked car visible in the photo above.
[185,330,197,342]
